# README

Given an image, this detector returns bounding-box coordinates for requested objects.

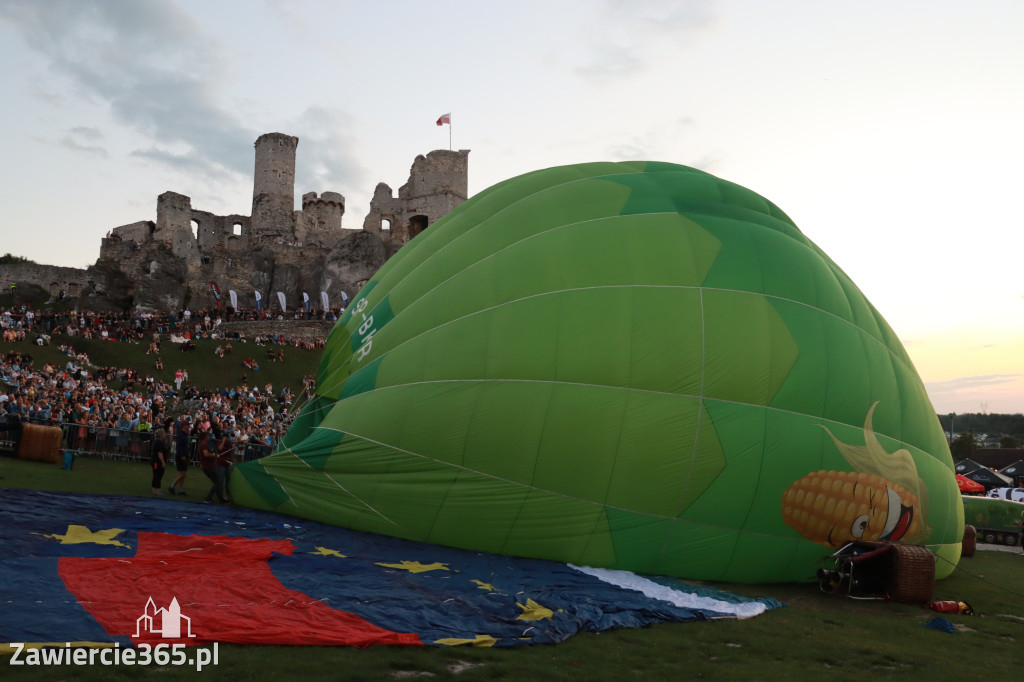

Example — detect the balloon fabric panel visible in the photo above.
[235,161,962,583]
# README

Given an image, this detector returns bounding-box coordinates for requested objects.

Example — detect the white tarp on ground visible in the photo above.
[570,564,771,619]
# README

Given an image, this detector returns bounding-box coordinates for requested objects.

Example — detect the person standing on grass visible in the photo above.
[168,417,191,495]
[199,431,226,504]
[216,427,235,503]
[115,408,132,457]
[150,428,168,495]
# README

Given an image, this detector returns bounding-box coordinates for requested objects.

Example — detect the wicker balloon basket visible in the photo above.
[961,524,976,558]
[885,542,936,604]
[818,540,936,603]
[17,424,62,464]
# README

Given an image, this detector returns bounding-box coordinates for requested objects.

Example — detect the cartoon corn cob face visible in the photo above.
[782,469,921,548]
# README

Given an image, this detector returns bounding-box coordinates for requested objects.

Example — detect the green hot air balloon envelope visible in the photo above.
[232,161,963,583]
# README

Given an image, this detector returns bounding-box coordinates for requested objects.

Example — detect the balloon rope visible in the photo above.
[933,551,1024,600]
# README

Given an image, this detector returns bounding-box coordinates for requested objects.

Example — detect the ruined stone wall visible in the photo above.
[361,183,400,234]
[219,319,334,343]
[109,220,153,244]
[362,149,469,247]
[98,239,141,265]
[1,263,91,297]
[154,191,200,264]
[251,133,298,243]
[400,149,469,200]
[195,210,251,254]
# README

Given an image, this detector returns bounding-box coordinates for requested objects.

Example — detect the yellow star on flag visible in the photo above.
[309,546,347,558]
[515,598,554,621]
[375,560,450,573]
[35,525,131,548]
[471,579,496,591]
[433,634,498,647]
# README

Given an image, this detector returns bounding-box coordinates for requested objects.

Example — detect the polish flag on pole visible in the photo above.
[436,113,451,126]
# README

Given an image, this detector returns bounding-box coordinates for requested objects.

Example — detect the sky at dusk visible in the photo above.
[0,0,1022,414]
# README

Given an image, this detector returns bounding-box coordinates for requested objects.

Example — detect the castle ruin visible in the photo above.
[2,134,470,312]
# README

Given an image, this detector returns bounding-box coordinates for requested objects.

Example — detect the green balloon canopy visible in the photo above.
[232,161,963,583]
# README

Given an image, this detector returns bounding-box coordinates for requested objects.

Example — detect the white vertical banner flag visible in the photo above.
[229,289,238,310]
[320,291,330,311]
[276,291,286,312]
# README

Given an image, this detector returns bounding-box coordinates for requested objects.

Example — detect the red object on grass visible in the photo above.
[59,533,423,647]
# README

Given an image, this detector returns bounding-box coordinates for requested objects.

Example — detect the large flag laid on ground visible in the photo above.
[0,489,780,649]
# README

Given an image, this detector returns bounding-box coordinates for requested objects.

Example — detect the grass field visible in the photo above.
[2,457,1023,681]
[2,334,1024,680]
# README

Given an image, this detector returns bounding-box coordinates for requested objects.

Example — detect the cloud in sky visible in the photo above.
[573,0,718,82]
[0,0,253,179]
[1,0,371,219]
[289,106,367,202]
[925,374,1023,395]
[603,0,718,34]
[58,133,108,158]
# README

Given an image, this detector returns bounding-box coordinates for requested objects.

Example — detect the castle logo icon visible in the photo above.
[134,596,196,639]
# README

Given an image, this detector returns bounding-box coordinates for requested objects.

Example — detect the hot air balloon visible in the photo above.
[232,161,962,583]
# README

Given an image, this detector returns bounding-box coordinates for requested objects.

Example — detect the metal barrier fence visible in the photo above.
[47,422,275,464]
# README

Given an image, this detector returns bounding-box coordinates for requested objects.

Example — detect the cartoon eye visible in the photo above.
[850,514,869,538]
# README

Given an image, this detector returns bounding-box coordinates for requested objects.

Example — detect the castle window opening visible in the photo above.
[233,222,242,236]
[381,219,391,232]
[409,215,428,240]
[190,219,200,239]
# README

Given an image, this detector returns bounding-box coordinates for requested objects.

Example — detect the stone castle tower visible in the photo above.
[154,191,200,264]
[6,133,470,311]
[299,191,345,247]
[251,133,299,243]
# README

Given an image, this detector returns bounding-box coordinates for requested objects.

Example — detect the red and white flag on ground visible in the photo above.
[436,113,451,126]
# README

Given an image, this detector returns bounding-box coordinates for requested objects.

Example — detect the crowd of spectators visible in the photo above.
[0,300,331,466]
[0,346,308,462]
[0,304,341,348]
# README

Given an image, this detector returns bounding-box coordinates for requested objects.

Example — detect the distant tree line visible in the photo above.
[937,413,1024,459]
[937,412,1024,439]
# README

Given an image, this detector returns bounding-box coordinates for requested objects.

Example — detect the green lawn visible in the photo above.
[2,333,1023,681]
[2,454,1023,681]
